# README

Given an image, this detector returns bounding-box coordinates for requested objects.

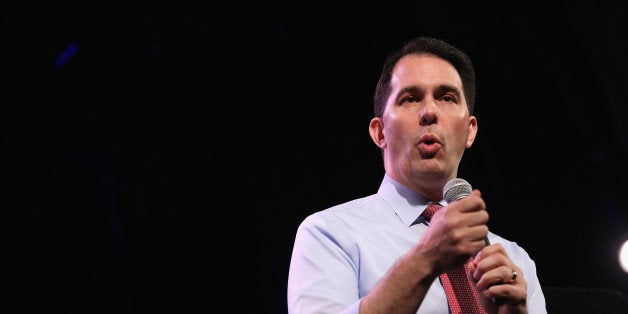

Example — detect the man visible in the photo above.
[287,36,546,313]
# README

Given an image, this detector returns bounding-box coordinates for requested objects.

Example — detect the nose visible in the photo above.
[419,101,437,125]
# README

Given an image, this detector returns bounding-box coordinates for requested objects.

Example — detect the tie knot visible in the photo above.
[422,203,442,221]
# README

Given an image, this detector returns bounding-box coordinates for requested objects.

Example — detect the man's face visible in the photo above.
[372,54,477,194]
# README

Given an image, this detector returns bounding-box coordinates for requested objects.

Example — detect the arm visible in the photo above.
[359,240,440,313]
[287,216,362,313]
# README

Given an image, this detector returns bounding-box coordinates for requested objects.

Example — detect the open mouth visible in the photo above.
[419,134,440,146]
[418,135,441,156]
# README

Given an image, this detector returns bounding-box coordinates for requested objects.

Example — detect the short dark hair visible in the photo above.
[373,37,476,117]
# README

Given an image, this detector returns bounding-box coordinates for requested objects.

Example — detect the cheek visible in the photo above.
[455,124,470,136]
[452,116,471,133]
[382,114,400,135]
[387,119,416,142]
[448,122,471,146]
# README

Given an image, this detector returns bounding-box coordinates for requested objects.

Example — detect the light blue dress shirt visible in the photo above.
[287,174,546,313]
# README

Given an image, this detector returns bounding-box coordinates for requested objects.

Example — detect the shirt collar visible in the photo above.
[377,173,448,227]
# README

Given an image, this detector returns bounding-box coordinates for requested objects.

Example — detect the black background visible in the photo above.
[4,1,627,313]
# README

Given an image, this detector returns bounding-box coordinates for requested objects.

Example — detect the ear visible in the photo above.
[466,116,478,148]
[369,117,386,149]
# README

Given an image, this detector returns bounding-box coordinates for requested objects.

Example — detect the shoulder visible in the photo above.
[297,193,394,235]
[301,194,382,224]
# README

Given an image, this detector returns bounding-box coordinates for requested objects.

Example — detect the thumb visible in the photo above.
[466,259,477,281]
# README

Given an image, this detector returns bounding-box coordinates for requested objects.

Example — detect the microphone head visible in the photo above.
[443,178,473,203]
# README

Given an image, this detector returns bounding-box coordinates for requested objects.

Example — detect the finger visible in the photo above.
[447,225,487,248]
[439,203,487,229]
[467,225,489,243]
[473,250,509,276]
[467,259,477,275]
[461,210,489,227]
[475,265,513,291]
[450,192,485,213]
[469,239,488,256]
[473,243,505,264]
[482,273,527,307]
[472,247,512,283]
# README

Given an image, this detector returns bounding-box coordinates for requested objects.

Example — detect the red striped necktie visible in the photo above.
[422,203,486,314]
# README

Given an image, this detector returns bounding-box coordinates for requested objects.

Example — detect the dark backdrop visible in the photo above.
[4,1,627,313]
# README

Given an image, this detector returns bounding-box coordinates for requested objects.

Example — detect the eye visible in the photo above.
[439,94,457,103]
[401,95,418,104]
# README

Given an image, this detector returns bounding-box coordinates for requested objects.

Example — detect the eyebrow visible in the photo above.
[396,84,463,100]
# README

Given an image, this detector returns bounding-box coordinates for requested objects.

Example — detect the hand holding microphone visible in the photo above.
[443,178,490,246]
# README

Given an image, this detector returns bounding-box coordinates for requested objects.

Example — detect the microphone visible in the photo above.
[442,178,508,306]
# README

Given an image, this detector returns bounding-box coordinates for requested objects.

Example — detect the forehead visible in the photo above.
[390,54,463,90]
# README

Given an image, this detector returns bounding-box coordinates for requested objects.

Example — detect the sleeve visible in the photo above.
[287,214,362,314]
[502,240,547,314]
[521,256,547,314]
